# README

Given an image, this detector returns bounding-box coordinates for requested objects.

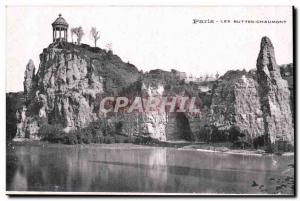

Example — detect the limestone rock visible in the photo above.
[209,70,264,141]
[279,63,294,121]
[207,37,294,146]
[256,36,294,144]
[12,39,293,146]
[23,59,36,101]
[15,42,141,139]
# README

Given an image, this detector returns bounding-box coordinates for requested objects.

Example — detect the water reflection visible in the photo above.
[7,144,294,194]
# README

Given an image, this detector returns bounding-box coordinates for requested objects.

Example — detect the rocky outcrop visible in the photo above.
[13,38,294,146]
[207,37,294,146]
[16,42,140,139]
[279,63,294,122]
[256,37,294,144]
[23,60,36,101]
[209,70,264,141]
[98,71,201,141]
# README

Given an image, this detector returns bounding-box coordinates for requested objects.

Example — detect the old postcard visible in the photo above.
[6,6,295,195]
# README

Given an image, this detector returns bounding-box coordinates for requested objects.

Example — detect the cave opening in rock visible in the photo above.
[167,112,194,141]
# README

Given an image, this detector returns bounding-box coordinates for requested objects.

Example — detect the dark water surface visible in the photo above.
[6,144,294,194]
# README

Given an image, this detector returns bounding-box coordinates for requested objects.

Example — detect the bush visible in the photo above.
[133,137,142,144]
[104,137,112,144]
[232,136,251,149]
[228,126,244,142]
[99,136,105,143]
[88,120,102,130]
[63,133,78,145]
[81,128,93,144]
[133,136,160,145]
[39,122,106,145]
[39,123,64,143]
[265,141,294,154]
[253,135,265,149]
[115,136,120,143]
[92,130,103,143]
[68,127,93,144]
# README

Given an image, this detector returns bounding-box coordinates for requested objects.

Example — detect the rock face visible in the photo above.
[209,70,265,141]
[13,38,294,146]
[16,42,141,139]
[35,45,104,129]
[208,37,294,145]
[23,60,36,101]
[279,63,294,121]
[256,37,294,144]
[97,69,201,141]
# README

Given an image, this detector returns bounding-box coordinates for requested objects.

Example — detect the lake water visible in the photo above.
[6,143,294,195]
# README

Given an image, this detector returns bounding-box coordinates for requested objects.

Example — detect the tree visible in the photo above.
[90,27,100,47]
[215,71,220,79]
[72,26,84,44]
[70,28,75,43]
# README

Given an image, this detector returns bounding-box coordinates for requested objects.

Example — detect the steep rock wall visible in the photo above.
[209,70,265,141]
[13,38,294,145]
[16,42,140,139]
[208,37,294,145]
[256,37,294,144]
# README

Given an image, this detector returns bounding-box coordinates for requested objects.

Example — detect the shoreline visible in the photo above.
[8,140,294,157]
[181,147,294,157]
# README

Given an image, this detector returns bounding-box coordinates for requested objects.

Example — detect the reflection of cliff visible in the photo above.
[7,145,169,192]
[7,145,294,193]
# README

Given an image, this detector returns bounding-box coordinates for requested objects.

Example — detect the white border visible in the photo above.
[1,0,299,200]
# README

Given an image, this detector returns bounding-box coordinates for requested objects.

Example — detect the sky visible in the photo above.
[6,6,293,92]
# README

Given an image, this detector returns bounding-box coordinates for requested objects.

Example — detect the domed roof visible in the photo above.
[52,14,69,27]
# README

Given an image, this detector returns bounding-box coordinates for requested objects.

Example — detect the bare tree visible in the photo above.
[70,28,75,43]
[72,26,84,44]
[215,72,220,79]
[90,27,100,47]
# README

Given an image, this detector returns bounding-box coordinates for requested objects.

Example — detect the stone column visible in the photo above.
[54,28,56,42]
[64,29,66,41]
[59,27,61,41]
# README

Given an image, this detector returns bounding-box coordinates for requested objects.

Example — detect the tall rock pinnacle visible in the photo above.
[257,36,281,81]
[256,36,294,145]
[23,59,36,101]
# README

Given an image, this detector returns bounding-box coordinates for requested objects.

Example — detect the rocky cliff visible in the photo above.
[11,37,294,147]
[279,63,294,121]
[16,42,141,139]
[256,37,294,144]
[208,37,294,146]
[209,70,265,142]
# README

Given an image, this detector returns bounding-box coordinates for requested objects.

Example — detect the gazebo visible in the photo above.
[52,14,69,42]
